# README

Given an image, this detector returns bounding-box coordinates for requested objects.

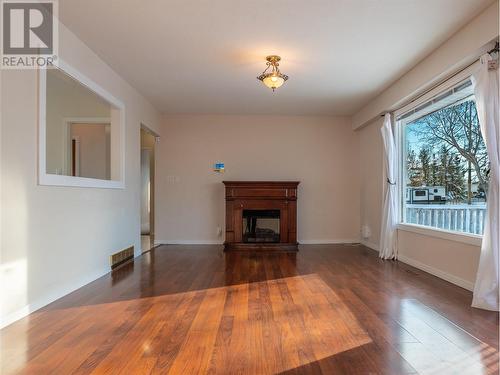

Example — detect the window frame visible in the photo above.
[38,59,126,189]
[394,61,483,245]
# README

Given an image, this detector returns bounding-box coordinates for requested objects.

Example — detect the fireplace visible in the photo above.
[242,209,280,243]
[223,181,299,251]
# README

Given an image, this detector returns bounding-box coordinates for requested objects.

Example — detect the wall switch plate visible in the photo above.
[166,175,180,184]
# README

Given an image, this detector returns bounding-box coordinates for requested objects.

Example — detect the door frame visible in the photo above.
[140,124,159,252]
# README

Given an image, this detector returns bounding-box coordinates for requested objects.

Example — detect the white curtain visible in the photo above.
[471,54,499,311]
[379,113,399,260]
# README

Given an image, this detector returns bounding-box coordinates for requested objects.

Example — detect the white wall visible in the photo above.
[397,229,480,290]
[156,115,360,244]
[358,117,384,251]
[0,21,161,328]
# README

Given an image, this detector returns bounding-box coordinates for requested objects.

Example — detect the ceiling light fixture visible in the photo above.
[257,55,288,91]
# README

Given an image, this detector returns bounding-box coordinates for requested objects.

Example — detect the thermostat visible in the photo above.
[213,162,225,173]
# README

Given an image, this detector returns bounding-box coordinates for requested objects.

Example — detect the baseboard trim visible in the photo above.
[299,239,360,245]
[359,239,473,291]
[155,239,360,246]
[154,240,224,245]
[360,240,380,251]
[0,266,109,329]
[397,254,474,291]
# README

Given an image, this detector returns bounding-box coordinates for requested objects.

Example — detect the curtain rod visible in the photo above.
[381,42,499,118]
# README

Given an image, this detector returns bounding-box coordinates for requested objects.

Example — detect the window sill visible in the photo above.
[397,223,482,247]
[39,173,125,189]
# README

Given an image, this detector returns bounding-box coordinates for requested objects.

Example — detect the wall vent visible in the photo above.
[110,246,134,269]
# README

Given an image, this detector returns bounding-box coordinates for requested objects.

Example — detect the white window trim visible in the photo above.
[397,223,482,247]
[396,61,485,242]
[38,59,126,189]
[394,60,480,119]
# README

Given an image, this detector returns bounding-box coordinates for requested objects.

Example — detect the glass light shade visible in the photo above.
[262,74,285,89]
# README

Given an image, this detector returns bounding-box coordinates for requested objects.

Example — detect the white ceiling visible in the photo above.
[59,0,494,116]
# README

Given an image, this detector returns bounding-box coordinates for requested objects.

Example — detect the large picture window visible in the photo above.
[400,79,489,235]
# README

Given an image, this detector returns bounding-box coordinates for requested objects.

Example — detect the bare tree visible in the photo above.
[410,99,489,198]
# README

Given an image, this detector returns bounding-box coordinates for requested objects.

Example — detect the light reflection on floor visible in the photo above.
[1,274,372,374]
[395,299,499,374]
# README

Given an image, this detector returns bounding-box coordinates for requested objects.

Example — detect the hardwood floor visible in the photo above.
[1,244,498,374]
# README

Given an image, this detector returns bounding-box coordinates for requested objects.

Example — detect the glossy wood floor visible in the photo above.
[1,244,498,374]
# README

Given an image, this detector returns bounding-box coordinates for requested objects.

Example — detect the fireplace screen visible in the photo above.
[242,209,280,243]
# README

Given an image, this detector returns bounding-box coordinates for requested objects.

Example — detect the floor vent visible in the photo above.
[110,246,134,269]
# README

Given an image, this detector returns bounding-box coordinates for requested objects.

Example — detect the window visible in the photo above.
[400,79,489,235]
[39,60,125,189]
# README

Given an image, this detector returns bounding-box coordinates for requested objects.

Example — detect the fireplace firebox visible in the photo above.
[242,209,280,243]
[223,181,299,251]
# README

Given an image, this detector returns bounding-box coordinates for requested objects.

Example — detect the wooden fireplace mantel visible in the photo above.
[223,181,300,251]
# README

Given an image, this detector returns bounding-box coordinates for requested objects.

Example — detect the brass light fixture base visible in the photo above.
[266,55,281,64]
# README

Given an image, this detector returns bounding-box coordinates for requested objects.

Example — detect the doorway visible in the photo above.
[140,126,158,252]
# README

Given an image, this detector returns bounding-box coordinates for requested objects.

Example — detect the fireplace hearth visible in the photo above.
[223,181,299,251]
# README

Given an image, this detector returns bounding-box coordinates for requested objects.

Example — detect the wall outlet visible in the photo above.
[217,226,222,237]
[361,225,371,239]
